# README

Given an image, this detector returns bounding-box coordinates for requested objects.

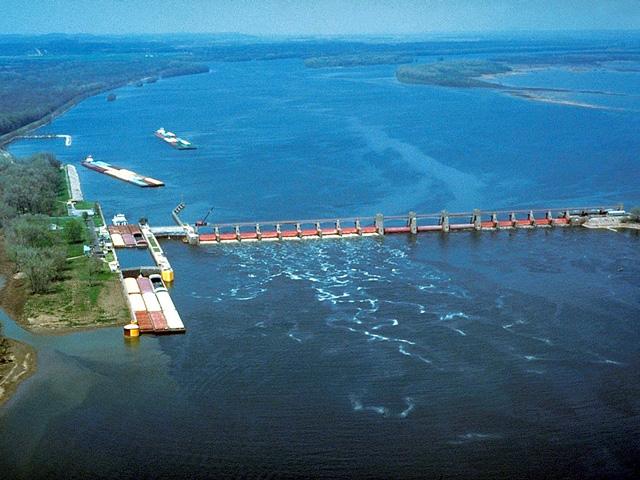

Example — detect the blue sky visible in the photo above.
[3,0,640,35]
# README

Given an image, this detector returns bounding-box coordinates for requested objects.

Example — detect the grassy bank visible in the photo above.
[0,157,130,403]
[21,255,128,333]
[0,224,128,334]
[0,160,129,335]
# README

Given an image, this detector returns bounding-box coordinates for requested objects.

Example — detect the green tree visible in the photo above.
[4,214,59,253]
[87,257,103,287]
[15,246,57,293]
[64,218,84,244]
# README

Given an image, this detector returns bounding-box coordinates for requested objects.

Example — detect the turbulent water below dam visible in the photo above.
[2,50,640,478]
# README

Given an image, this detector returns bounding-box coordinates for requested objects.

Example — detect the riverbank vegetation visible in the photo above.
[396,60,511,87]
[0,153,127,337]
[3,33,639,144]
[304,53,414,68]
[0,57,209,141]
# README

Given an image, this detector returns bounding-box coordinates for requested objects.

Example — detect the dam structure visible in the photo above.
[162,204,627,245]
[105,202,629,338]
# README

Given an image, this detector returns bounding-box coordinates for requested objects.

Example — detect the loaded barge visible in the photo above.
[155,127,196,150]
[122,271,185,335]
[81,155,164,187]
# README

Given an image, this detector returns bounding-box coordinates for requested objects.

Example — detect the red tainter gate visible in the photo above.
[191,206,622,245]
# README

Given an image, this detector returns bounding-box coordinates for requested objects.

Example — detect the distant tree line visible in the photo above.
[4,34,640,141]
[0,58,209,138]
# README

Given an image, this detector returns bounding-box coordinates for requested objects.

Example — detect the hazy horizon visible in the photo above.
[3,0,640,36]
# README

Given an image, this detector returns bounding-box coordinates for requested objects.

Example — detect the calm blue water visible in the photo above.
[2,53,640,478]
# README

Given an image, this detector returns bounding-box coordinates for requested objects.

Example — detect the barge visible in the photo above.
[81,155,164,187]
[155,127,196,150]
[122,273,185,334]
[108,223,148,248]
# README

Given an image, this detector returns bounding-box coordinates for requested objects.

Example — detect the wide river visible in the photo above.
[2,55,640,478]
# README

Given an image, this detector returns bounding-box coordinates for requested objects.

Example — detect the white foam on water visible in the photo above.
[315,288,351,303]
[350,395,415,418]
[364,331,390,342]
[453,328,467,336]
[388,248,408,259]
[371,319,399,330]
[440,312,469,321]
[601,359,623,365]
[349,395,363,411]
[524,355,539,361]
[363,331,417,347]
[398,345,432,364]
[349,395,389,416]
[235,292,264,301]
[325,316,360,332]
[287,332,303,343]
[398,397,415,418]
[366,405,388,415]
[328,275,350,285]
[533,336,552,345]
[398,345,412,356]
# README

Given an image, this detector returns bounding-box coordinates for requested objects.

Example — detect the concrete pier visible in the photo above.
[66,165,83,202]
[18,134,72,146]
[140,224,175,283]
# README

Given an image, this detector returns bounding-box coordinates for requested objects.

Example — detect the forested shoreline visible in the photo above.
[0,59,209,142]
[3,33,637,144]
[0,153,62,365]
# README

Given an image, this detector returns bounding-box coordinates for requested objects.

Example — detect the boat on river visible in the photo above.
[155,127,196,150]
[81,155,164,187]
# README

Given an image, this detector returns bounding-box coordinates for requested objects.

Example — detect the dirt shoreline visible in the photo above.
[0,237,35,406]
[0,237,127,334]
[0,235,125,405]
[0,338,36,406]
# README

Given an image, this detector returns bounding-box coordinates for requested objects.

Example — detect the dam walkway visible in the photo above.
[154,204,626,245]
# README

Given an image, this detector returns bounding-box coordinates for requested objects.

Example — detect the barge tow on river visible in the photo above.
[155,127,196,150]
[81,155,164,187]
